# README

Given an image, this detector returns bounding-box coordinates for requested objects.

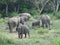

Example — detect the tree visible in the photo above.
[0,0,16,16]
[27,0,50,14]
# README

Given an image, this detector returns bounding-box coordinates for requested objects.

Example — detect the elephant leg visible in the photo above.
[28,32,30,38]
[25,33,27,38]
[38,23,40,28]
[18,34,20,38]
[42,22,44,28]
[32,23,34,29]
[48,23,51,30]
[20,34,23,39]
[48,21,51,30]
[46,21,51,30]
[10,26,13,33]
[45,23,48,28]
[8,23,13,33]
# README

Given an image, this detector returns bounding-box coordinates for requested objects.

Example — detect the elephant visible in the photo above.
[19,13,31,21]
[16,24,30,39]
[32,20,40,28]
[41,14,50,29]
[8,17,24,33]
[20,16,29,22]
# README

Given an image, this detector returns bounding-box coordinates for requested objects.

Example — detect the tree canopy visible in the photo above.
[0,0,60,17]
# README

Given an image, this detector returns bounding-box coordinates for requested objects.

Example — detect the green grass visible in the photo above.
[0,32,14,45]
[0,16,60,45]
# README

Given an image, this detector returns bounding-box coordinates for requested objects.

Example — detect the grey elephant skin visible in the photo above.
[19,13,31,21]
[41,14,50,29]
[32,20,40,28]
[8,17,24,33]
[16,24,30,39]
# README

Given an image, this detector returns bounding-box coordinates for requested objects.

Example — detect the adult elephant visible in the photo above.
[8,17,24,33]
[41,14,51,29]
[19,13,31,21]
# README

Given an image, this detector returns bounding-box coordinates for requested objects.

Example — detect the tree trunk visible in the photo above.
[14,7,17,12]
[40,0,50,14]
[53,0,59,14]
[56,1,59,12]
[6,3,8,16]
[17,4,19,13]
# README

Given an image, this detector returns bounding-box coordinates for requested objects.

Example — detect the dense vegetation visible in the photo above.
[0,0,60,45]
[0,0,60,17]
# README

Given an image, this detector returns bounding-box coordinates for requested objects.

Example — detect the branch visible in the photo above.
[40,0,50,14]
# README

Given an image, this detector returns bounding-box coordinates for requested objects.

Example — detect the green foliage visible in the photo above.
[53,38,60,45]
[0,32,14,45]
[0,0,60,17]
[10,12,18,17]
[0,18,8,23]
[20,8,29,13]
[0,16,60,45]
[30,9,40,16]
[48,11,60,19]
[36,28,48,34]
[44,2,53,13]
[51,19,60,30]
[0,14,2,18]
[55,11,60,19]
[48,13,57,20]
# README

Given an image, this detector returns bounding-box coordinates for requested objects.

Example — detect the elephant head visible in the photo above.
[19,13,31,21]
[8,17,24,33]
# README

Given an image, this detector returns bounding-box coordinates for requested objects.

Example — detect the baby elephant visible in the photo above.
[16,24,30,39]
[32,20,40,28]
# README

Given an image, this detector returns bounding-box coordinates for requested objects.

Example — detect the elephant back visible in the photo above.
[19,13,31,18]
[41,14,50,21]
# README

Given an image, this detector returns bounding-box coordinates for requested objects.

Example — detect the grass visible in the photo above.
[0,32,14,45]
[54,38,60,45]
[0,15,60,45]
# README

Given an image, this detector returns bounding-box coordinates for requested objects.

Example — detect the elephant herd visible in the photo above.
[8,13,51,39]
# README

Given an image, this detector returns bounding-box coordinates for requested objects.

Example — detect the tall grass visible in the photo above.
[0,32,14,45]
